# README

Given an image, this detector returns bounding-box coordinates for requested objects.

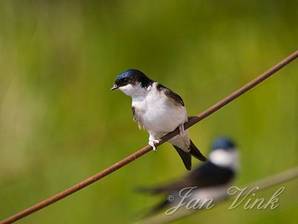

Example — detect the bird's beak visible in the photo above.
[111,84,119,91]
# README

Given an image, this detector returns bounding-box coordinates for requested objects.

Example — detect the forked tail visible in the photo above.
[189,140,207,161]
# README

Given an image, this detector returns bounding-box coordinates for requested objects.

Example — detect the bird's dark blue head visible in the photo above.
[211,137,236,151]
[111,69,153,90]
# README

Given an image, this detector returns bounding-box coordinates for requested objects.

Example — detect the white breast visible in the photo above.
[132,83,187,135]
[209,149,239,170]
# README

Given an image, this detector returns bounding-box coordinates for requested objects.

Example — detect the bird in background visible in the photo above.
[137,137,239,216]
[111,69,207,170]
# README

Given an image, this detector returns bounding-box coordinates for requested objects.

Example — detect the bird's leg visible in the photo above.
[149,134,160,151]
[179,123,187,137]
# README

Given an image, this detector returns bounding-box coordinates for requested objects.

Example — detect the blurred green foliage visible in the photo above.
[0,1,297,223]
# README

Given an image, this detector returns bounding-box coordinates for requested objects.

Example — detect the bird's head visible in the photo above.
[211,137,236,152]
[111,69,153,97]
[209,137,239,170]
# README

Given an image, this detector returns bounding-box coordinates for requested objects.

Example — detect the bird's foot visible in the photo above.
[149,139,160,151]
[179,124,186,136]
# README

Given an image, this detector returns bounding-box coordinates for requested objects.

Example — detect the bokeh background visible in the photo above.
[0,1,297,223]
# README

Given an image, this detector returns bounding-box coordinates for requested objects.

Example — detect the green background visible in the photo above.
[0,1,297,223]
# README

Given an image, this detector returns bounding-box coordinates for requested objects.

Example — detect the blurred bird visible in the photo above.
[111,69,206,170]
[137,137,239,216]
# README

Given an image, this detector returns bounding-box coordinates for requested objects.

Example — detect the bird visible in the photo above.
[137,137,239,216]
[111,69,207,170]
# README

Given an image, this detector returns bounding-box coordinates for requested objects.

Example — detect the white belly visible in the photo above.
[132,89,187,135]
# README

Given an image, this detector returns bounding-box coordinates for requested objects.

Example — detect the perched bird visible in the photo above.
[137,137,239,216]
[111,69,206,170]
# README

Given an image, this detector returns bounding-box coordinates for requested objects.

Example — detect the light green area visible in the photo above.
[0,1,297,223]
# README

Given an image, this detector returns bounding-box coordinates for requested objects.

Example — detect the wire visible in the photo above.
[1,50,297,224]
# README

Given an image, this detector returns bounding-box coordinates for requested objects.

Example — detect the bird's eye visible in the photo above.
[122,78,129,83]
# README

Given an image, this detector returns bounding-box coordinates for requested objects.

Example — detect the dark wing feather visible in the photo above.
[132,106,144,129]
[137,178,193,195]
[132,106,137,120]
[157,84,184,106]
[186,162,235,188]
[139,163,235,195]
[173,145,192,170]
[142,199,171,217]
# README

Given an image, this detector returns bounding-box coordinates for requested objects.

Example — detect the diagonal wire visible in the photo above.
[140,166,298,224]
[0,50,297,224]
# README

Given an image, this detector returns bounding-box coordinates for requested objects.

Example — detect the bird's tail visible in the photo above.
[172,140,207,170]
[144,199,170,217]
[134,198,170,219]
[135,186,165,195]
[189,140,207,161]
[173,145,192,170]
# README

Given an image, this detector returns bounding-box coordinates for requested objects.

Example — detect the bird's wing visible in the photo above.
[186,162,235,188]
[132,106,145,129]
[136,178,192,195]
[157,84,185,106]
[138,163,235,195]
